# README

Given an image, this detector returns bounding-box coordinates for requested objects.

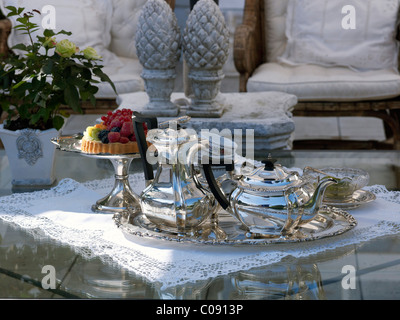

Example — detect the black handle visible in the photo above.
[132,112,158,181]
[202,163,234,210]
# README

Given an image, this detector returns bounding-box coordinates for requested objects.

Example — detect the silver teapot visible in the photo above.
[133,115,216,236]
[202,156,337,238]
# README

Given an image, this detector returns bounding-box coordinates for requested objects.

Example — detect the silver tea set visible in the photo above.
[130,113,338,240]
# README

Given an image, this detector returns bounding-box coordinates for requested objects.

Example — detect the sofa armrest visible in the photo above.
[0,18,11,58]
[233,0,265,92]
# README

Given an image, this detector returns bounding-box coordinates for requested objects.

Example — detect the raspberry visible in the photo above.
[119,137,129,144]
[108,132,120,143]
[108,118,122,130]
[120,121,133,137]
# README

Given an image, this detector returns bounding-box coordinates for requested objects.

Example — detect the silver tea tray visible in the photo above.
[113,206,357,246]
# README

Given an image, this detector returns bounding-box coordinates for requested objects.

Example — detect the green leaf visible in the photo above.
[42,59,54,74]
[80,68,92,80]
[64,84,80,112]
[56,30,72,36]
[16,16,29,25]
[30,111,42,124]
[79,90,90,102]
[93,68,117,94]
[11,43,28,51]
[52,116,65,131]
[12,79,27,90]
[43,29,56,37]
[5,6,19,17]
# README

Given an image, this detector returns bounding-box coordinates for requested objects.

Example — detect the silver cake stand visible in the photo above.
[51,135,141,214]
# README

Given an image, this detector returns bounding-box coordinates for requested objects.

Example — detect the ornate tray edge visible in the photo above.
[113,207,357,246]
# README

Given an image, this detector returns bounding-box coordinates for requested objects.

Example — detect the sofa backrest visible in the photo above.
[264,0,400,72]
[264,0,289,63]
[1,0,153,61]
[109,0,147,60]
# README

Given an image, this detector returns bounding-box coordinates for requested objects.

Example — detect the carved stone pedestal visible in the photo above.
[187,69,225,118]
[140,68,179,117]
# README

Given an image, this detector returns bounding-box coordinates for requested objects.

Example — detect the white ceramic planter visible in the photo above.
[0,124,58,186]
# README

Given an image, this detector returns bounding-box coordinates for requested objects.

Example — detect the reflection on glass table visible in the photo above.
[0,149,400,300]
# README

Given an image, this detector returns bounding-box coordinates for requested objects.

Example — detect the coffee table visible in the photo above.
[0,148,400,301]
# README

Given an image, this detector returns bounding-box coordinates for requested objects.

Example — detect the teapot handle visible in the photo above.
[202,162,235,210]
[132,112,158,181]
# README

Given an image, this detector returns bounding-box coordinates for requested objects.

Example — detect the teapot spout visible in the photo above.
[302,178,338,220]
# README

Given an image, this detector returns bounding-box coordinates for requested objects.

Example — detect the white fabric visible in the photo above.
[278,0,400,71]
[109,0,147,60]
[96,57,144,98]
[247,62,400,101]
[1,0,146,98]
[0,0,123,67]
[264,0,289,62]
[0,174,400,289]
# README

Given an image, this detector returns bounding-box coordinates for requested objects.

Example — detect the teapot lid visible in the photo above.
[239,156,302,191]
[146,127,196,146]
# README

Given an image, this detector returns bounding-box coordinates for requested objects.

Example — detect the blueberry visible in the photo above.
[98,130,110,143]
[111,127,121,132]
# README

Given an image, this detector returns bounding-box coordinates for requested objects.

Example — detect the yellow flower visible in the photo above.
[82,47,102,60]
[55,39,78,58]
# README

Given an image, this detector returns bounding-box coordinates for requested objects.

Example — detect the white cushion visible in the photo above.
[109,0,148,60]
[1,0,146,98]
[247,62,400,101]
[264,0,289,62]
[278,0,400,71]
[95,57,144,99]
[0,0,124,67]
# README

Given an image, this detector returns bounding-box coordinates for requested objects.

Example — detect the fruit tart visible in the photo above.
[81,109,147,154]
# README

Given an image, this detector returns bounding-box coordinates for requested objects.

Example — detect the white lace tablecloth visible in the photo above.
[1,174,400,289]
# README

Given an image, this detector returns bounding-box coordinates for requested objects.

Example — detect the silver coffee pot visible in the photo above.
[133,114,217,236]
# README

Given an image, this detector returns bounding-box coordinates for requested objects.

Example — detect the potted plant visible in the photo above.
[0,6,116,187]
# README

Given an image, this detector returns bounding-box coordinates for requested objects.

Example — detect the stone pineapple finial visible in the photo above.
[135,0,181,116]
[135,0,181,70]
[183,0,229,70]
[182,0,230,118]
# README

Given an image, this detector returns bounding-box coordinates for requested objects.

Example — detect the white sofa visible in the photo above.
[0,0,175,102]
[234,0,400,149]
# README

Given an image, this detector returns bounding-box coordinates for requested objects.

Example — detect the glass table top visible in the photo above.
[1,149,400,301]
